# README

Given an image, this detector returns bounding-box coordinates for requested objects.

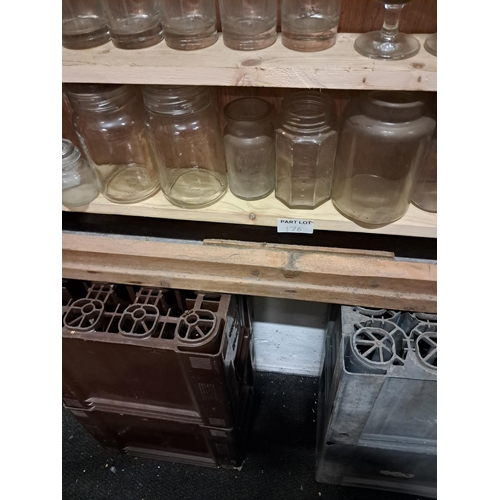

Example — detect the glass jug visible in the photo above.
[332,91,436,226]
[66,84,160,204]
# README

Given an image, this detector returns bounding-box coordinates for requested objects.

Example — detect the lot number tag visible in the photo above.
[277,218,314,234]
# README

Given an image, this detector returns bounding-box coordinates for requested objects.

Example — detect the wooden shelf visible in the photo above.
[63,190,436,239]
[62,33,436,91]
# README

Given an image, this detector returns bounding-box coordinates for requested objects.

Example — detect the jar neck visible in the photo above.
[359,91,426,123]
[65,84,137,114]
[62,139,83,171]
[278,92,336,134]
[142,85,212,116]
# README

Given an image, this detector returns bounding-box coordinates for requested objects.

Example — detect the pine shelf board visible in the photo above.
[62,190,437,238]
[62,33,436,91]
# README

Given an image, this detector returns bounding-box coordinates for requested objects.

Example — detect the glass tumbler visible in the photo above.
[219,0,278,50]
[223,98,275,200]
[354,0,420,60]
[275,91,338,209]
[100,0,163,49]
[142,85,227,209]
[281,0,342,52]
[332,91,436,226]
[159,0,217,50]
[66,84,160,204]
[62,139,99,208]
[62,0,110,49]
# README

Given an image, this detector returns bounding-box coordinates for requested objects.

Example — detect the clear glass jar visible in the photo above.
[281,0,342,52]
[66,84,160,204]
[62,0,110,49]
[62,139,99,208]
[100,0,163,49]
[412,98,437,213]
[158,0,217,50]
[332,91,436,226]
[223,98,275,201]
[219,0,277,50]
[142,85,227,209]
[275,91,338,209]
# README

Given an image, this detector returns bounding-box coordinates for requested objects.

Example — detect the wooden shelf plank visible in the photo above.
[62,233,437,312]
[62,189,437,239]
[62,33,436,91]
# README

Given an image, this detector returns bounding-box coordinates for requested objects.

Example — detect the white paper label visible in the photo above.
[277,218,314,234]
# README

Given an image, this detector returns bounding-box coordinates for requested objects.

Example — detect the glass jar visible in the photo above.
[412,98,437,213]
[332,91,436,226]
[158,0,217,50]
[223,98,275,201]
[62,0,110,49]
[62,139,99,208]
[142,85,227,209]
[100,0,163,49]
[66,84,160,204]
[219,0,277,50]
[275,91,338,209]
[281,0,342,52]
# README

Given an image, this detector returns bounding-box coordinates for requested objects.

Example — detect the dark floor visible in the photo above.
[62,372,420,500]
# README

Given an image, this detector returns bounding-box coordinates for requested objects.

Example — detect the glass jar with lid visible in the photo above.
[62,139,99,208]
[62,0,110,49]
[281,0,342,52]
[66,83,160,204]
[332,91,436,226]
[223,98,275,201]
[141,85,227,209]
[275,91,338,209]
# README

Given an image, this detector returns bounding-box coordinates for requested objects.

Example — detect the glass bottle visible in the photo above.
[332,91,436,226]
[142,85,227,209]
[100,0,163,49]
[66,84,160,204]
[158,0,217,50]
[62,139,99,208]
[275,91,338,209]
[281,0,342,52]
[219,0,278,50]
[223,98,275,201]
[62,0,110,49]
[412,97,437,213]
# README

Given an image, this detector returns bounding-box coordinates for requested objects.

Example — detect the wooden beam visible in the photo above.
[62,233,437,313]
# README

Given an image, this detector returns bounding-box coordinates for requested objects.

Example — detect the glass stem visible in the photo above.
[380,4,404,40]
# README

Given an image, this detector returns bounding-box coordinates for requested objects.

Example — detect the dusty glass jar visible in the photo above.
[219,0,277,50]
[275,91,338,209]
[159,0,217,50]
[223,98,275,201]
[62,0,110,49]
[281,0,341,51]
[100,0,163,49]
[62,139,99,208]
[332,91,436,226]
[66,84,160,204]
[142,85,227,209]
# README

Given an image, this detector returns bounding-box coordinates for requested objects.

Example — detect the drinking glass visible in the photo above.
[354,0,420,60]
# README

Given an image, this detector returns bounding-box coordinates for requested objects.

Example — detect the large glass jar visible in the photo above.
[223,98,275,201]
[219,0,277,50]
[142,85,227,209]
[275,91,338,209]
[281,0,342,52]
[66,84,160,204]
[100,0,163,49]
[332,91,436,226]
[62,0,110,49]
[62,139,99,208]
[158,0,217,50]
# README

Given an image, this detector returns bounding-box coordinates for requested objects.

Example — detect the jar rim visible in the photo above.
[224,97,273,123]
[142,85,211,115]
[366,91,425,110]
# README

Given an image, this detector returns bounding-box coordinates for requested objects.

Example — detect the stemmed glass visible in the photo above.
[354,0,420,60]
[424,33,437,56]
